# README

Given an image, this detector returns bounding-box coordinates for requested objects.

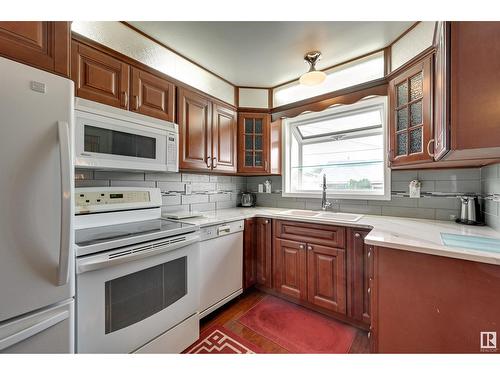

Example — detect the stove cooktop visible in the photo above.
[75,218,197,257]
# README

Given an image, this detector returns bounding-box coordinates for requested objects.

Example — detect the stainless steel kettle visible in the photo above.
[457,195,482,225]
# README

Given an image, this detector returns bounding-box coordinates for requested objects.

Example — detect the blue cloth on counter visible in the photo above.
[440,233,500,253]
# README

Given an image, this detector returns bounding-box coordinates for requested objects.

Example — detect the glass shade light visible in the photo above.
[299,70,327,86]
[299,51,327,86]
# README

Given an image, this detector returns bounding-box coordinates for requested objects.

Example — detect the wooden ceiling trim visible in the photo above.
[270,78,388,121]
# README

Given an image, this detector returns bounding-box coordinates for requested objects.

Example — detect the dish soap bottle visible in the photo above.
[264,179,272,194]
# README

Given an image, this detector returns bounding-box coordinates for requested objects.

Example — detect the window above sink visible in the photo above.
[282,96,391,201]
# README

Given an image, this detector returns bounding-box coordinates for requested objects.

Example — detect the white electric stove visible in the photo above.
[74,187,200,353]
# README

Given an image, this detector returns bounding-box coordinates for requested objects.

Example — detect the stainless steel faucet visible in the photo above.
[321,174,332,211]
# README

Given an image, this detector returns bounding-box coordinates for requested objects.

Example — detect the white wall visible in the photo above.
[391,22,436,71]
[238,88,269,108]
[273,51,385,107]
[72,21,235,105]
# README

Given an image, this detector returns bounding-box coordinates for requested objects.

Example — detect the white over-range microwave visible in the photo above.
[74,98,178,172]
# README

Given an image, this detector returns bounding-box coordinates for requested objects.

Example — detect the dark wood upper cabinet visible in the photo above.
[237,112,271,174]
[130,67,175,122]
[71,40,130,109]
[269,118,282,175]
[450,22,500,152]
[243,218,257,290]
[433,21,450,161]
[307,243,346,314]
[274,238,307,300]
[177,87,212,171]
[347,229,372,327]
[0,21,70,77]
[178,87,237,173]
[212,102,237,173]
[388,54,433,166]
[255,218,272,288]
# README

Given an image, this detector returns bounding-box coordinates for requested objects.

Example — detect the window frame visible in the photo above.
[282,96,391,201]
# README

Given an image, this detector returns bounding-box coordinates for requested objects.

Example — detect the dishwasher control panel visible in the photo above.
[200,220,244,241]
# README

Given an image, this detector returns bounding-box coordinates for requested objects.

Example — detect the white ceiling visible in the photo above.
[128,21,414,87]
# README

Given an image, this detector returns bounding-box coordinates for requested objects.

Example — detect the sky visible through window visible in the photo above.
[286,100,387,196]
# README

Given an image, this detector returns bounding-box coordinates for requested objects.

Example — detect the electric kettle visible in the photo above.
[240,193,256,207]
[457,195,483,225]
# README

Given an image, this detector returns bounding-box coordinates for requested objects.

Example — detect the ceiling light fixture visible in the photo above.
[299,51,327,86]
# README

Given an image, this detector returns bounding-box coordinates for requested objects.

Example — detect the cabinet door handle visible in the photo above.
[122,91,128,108]
[299,245,305,249]
[265,160,268,171]
[367,331,371,339]
[427,139,435,158]
[367,287,371,294]
[367,250,371,258]
[307,246,313,251]
[212,157,218,168]
[264,220,269,224]
[354,232,361,238]
[206,157,211,168]
[134,95,139,110]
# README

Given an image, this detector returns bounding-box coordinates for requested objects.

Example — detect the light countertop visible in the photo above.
[176,207,500,266]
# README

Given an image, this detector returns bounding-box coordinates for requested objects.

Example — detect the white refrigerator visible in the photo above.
[0,57,75,353]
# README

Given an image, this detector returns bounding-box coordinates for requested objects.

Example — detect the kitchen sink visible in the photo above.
[279,210,363,222]
[279,210,320,217]
[316,212,363,222]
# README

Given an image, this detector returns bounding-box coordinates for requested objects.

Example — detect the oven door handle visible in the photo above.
[77,235,199,274]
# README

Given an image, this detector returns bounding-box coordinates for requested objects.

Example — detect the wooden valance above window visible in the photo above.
[270,78,388,122]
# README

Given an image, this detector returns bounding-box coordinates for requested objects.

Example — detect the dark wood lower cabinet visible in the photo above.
[243,219,256,290]
[347,229,373,327]
[372,246,500,353]
[250,219,372,334]
[274,238,307,300]
[307,244,346,314]
[274,220,347,314]
[255,218,272,288]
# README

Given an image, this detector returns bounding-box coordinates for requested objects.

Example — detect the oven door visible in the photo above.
[76,234,199,353]
[74,109,168,171]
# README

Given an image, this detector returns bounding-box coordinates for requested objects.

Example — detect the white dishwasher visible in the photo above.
[199,220,244,318]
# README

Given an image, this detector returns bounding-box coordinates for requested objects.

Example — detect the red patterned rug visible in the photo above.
[237,295,356,353]
[183,325,262,354]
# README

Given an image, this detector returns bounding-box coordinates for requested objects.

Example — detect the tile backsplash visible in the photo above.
[75,170,247,214]
[75,167,492,224]
[481,163,500,231]
[247,168,483,221]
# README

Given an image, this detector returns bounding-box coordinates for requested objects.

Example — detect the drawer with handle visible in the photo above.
[274,220,346,248]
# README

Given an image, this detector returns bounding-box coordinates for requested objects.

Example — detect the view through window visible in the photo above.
[283,96,390,200]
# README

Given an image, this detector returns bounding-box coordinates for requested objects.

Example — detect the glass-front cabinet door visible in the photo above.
[237,112,270,173]
[389,54,433,166]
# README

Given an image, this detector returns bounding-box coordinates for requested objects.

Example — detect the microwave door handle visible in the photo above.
[0,310,69,351]
[57,121,71,286]
[77,235,200,274]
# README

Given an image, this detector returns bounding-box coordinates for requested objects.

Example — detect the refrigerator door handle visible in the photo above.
[0,310,69,351]
[57,121,71,286]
